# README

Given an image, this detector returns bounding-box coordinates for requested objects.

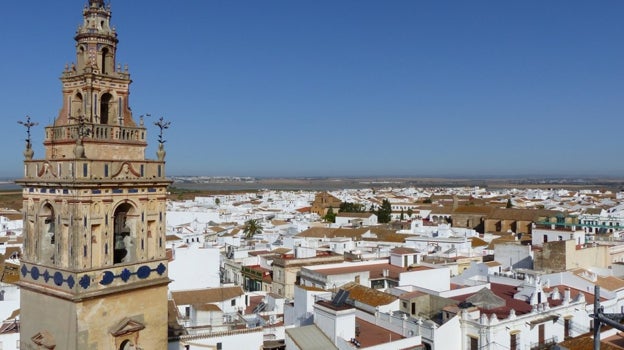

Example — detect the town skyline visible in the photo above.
[2,0,623,178]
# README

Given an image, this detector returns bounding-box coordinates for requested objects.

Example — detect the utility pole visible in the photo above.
[591,285,624,350]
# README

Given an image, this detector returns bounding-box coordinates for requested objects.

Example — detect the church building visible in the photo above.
[16,0,171,348]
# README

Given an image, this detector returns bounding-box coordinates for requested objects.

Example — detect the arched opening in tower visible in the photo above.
[113,203,135,264]
[101,47,110,74]
[100,93,113,125]
[39,203,56,265]
[71,92,83,118]
[77,46,86,71]
[120,339,136,350]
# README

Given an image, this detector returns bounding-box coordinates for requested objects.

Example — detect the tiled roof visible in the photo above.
[356,318,404,348]
[296,227,410,243]
[452,283,597,320]
[171,286,244,305]
[310,261,406,280]
[450,284,532,319]
[296,207,311,213]
[558,332,623,350]
[271,247,292,254]
[453,206,494,215]
[471,237,488,248]
[466,287,506,309]
[336,212,375,218]
[194,304,222,312]
[286,325,338,350]
[398,290,427,300]
[583,208,602,215]
[391,247,418,255]
[571,268,624,291]
[341,282,397,307]
[488,208,562,221]
[429,206,454,215]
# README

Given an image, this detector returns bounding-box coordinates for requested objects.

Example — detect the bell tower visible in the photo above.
[17,1,171,349]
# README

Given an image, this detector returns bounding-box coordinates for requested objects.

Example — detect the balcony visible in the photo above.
[530,336,557,350]
[45,124,146,144]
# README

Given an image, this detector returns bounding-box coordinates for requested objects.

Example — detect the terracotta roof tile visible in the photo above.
[342,282,397,307]
[171,286,244,305]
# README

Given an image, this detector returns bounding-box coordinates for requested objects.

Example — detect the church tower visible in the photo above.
[17,1,171,348]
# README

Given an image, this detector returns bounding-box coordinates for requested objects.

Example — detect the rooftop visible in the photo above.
[308,261,407,280]
[171,286,244,306]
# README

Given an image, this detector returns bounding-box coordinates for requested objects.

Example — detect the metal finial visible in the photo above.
[140,113,151,127]
[18,116,38,145]
[154,116,171,144]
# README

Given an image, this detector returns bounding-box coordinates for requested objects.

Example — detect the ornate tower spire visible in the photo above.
[17,1,171,349]
[49,0,140,162]
[90,0,106,7]
[76,0,117,74]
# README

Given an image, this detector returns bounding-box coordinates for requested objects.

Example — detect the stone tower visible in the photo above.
[16,1,171,349]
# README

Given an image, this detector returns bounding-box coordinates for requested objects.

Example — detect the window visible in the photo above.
[185,306,190,318]
[564,318,571,339]
[469,336,478,350]
[231,299,236,306]
[510,333,518,350]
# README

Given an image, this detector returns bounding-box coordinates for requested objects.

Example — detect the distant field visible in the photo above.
[1,176,622,211]
[0,191,22,211]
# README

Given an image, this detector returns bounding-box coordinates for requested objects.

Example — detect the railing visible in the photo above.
[536,221,624,230]
[530,336,557,350]
[45,124,146,143]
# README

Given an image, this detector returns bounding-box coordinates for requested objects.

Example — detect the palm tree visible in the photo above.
[243,219,263,240]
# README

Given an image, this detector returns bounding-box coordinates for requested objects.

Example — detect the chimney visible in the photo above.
[563,288,571,304]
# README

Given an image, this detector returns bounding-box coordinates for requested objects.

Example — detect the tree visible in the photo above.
[377,199,392,223]
[243,219,263,240]
[506,199,513,208]
[400,209,405,221]
[324,207,336,223]
[339,202,364,213]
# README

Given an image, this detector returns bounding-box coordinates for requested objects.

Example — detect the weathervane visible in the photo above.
[154,116,171,145]
[18,115,38,160]
[18,115,38,146]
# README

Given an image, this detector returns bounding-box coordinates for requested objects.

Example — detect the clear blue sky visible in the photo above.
[1,1,623,178]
